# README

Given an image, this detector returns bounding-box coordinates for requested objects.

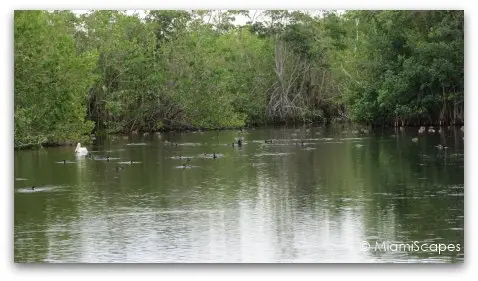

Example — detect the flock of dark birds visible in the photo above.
[21,125,464,191]
[25,138,248,191]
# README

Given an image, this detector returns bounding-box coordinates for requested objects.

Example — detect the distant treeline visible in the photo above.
[14,10,464,147]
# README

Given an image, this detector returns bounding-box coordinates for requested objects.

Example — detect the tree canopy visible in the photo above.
[14,10,464,147]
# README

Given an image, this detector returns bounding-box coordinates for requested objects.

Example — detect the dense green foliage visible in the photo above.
[14,11,96,147]
[333,11,464,126]
[14,10,464,147]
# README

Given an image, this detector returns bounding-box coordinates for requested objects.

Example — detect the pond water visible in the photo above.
[14,126,464,263]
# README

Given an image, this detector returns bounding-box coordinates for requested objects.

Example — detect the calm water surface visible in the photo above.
[14,126,464,263]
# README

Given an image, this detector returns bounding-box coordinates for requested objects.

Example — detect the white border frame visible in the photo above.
[3,0,475,280]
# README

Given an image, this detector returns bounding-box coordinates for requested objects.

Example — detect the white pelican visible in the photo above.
[75,143,88,156]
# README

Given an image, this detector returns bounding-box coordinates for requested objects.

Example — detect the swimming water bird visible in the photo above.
[412,138,418,143]
[213,153,217,159]
[63,160,66,164]
[418,126,426,134]
[428,127,436,134]
[265,140,273,144]
[75,143,88,156]
[31,186,35,190]
[237,137,243,147]
[164,140,177,147]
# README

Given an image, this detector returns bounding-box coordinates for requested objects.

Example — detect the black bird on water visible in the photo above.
[31,186,35,190]
[63,160,66,164]
[213,153,217,159]
[237,138,243,147]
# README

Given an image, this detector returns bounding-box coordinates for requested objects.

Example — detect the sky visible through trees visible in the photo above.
[14,10,464,148]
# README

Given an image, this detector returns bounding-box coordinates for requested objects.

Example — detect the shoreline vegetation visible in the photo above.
[14,10,464,149]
